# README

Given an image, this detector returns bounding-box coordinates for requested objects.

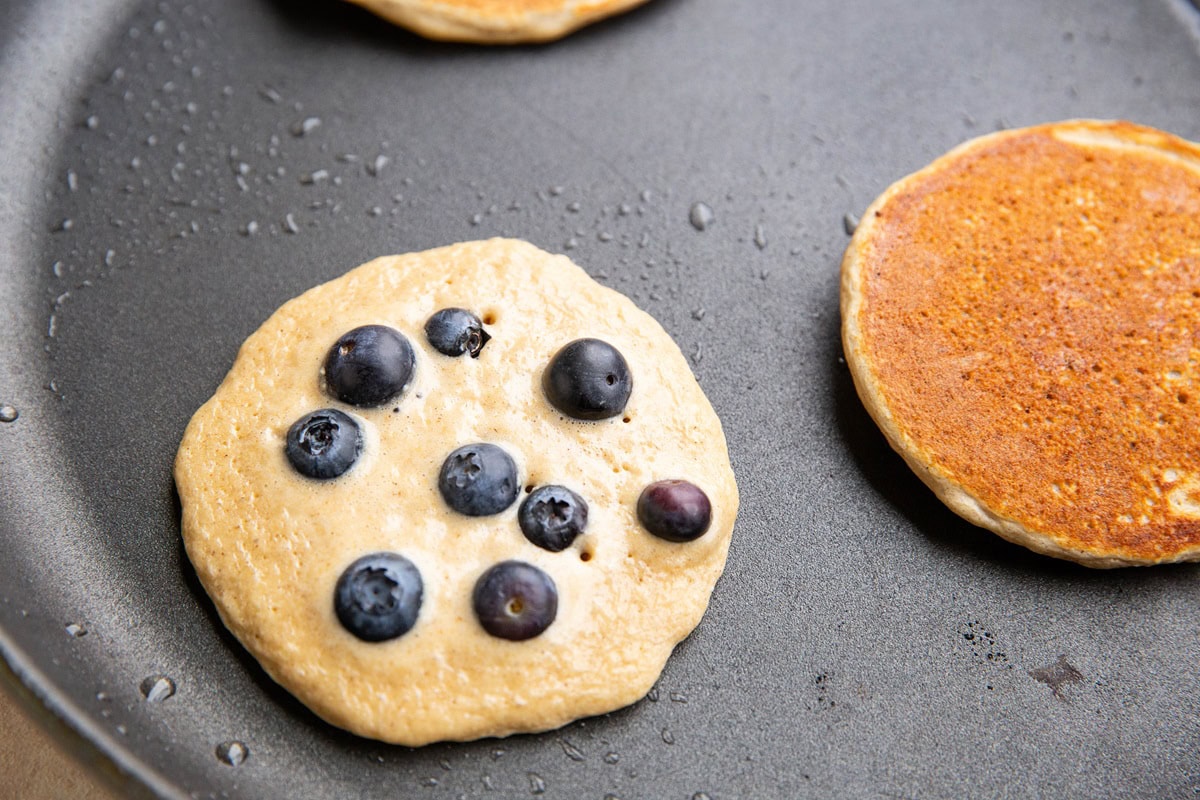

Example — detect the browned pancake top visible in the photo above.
[854,121,1200,562]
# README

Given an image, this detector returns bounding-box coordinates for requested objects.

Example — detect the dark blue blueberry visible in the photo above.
[285,409,362,480]
[323,325,415,407]
[438,443,519,516]
[472,561,557,641]
[425,308,490,358]
[334,553,423,642]
[542,338,632,420]
[636,480,712,542]
[519,486,588,552]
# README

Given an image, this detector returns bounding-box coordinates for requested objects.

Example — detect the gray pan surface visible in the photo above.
[2,0,1200,797]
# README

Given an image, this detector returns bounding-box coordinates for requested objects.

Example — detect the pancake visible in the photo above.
[175,239,738,744]
[343,0,653,43]
[841,120,1200,568]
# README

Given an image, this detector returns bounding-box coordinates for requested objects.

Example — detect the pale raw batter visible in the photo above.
[175,238,738,745]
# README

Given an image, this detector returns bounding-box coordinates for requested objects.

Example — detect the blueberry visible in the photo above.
[323,325,415,407]
[438,443,519,516]
[519,486,588,552]
[334,553,423,642]
[425,308,490,358]
[636,480,712,542]
[472,561,557,641]
[542,338,632,420]
[285,409,363,479]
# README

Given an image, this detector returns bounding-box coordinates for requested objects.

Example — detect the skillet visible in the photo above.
[2,0,1200,797]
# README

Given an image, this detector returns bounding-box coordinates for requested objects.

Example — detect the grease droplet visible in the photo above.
[140,675,176,703]
[560,738,585,761]
[603,751,619,765]
[215,740,249,766]
[291,117,321,137]
[65,623,87,638]
[528,772,546,795]
[661,727,675,745]
[689,202,715,231]
[0,405,18,423]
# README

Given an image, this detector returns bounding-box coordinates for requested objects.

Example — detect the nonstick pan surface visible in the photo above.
[2,1,1200,797]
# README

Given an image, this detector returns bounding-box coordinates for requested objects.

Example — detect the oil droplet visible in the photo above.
[367,155,390,177]
[291,117,321,137]
[490,748,505,760]
[65,623,87,638]
[560,738,585,761]
[661,727,675,745]
[241,221,259,236]
[140,675,176,702]
[603,752,619,764]
[843,212,860,236]
[693,793,713,800]
[669,692,688,703]
[691,308,706,321]
[284,214,299,234]
[646,687,659,702]
[528,772,546,795]
[689,202,714,231]
[420,777,439,787]
[215,740,248,766]
[753,223,768,249]
[0,405,18,423]
[604,795,622,800]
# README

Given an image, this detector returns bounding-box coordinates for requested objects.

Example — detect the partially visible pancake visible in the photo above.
[343,0,653,43]
[841,120,1200,567]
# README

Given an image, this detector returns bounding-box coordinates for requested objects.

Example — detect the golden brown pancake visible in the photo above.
[343,0,653,43]
[841,120,1200,567]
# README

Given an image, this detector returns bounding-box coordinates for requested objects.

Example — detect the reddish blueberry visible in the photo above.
[472,561,557,641]
[637,480,712,542]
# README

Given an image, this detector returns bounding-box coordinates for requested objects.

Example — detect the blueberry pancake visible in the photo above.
[343,0,653,44]
[842,120,1200,567]
[175,238,738,744]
